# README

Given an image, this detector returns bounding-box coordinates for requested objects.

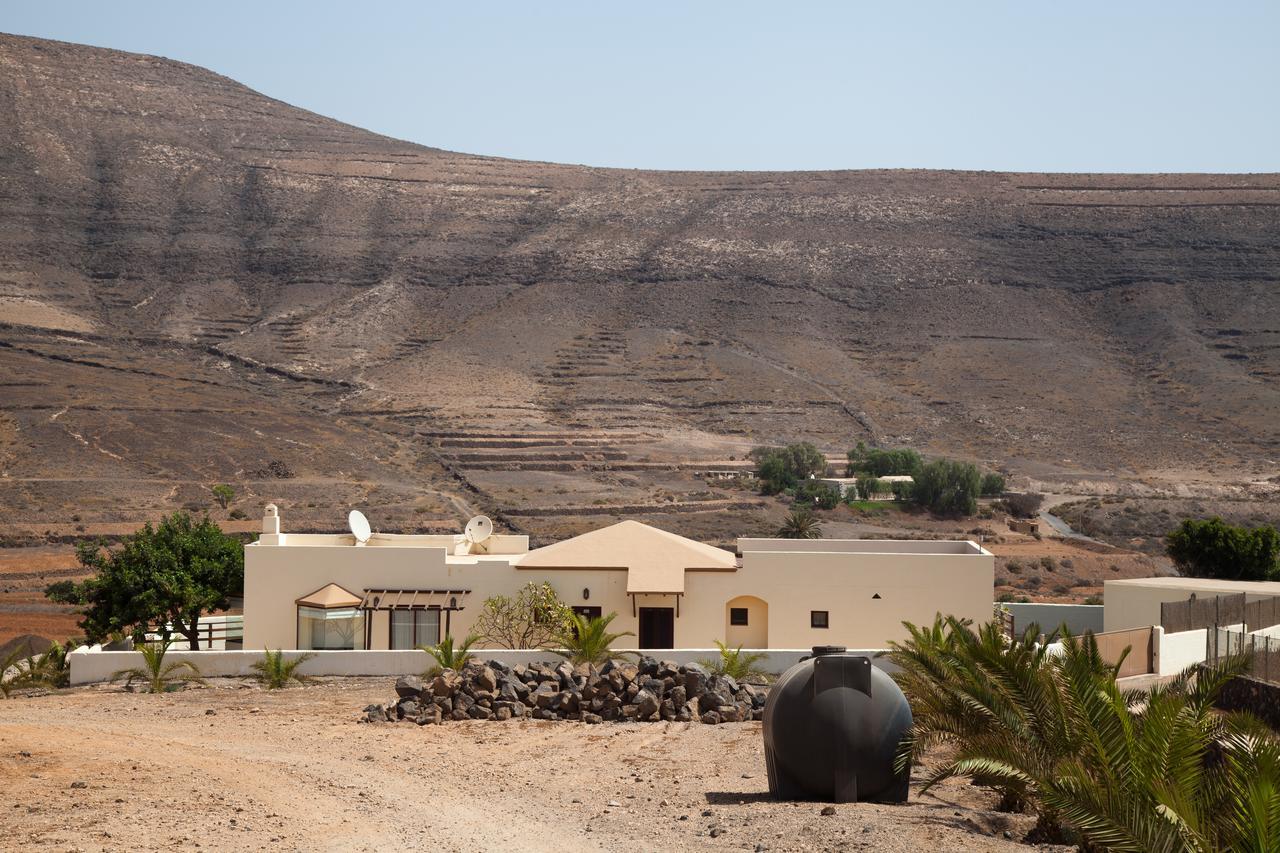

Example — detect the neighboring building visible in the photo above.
[1006,516,1040,535]
[817,475,913,500]
[244,506,993,651]
[1104,576,1280,631]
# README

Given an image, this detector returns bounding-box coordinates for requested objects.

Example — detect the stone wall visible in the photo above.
[1214,675,1280,729]
[363,656,768,726]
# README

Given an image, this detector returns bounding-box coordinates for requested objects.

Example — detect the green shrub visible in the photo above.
[544,612,635,666]
[1166,517,1280,581]
[700,641,768,681]
[251,649,316,689]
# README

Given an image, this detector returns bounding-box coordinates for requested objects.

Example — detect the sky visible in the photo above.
[4,2,1278,173]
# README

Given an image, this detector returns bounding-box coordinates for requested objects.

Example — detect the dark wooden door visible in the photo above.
[638,607,675,649]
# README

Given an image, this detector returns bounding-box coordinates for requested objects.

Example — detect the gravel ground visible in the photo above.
[0,678,1070,852]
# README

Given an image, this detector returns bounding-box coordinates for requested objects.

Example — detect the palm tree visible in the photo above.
[250,649,316,689]
[418,633,480,675]
[776,509,822,539]
[701,640,768,681]
[109,641,204,693]
[0,645,29,698]
[888,614,1280,848]
[545,611,636,666]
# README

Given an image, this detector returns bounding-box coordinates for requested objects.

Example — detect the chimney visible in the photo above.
[262,503,281,535]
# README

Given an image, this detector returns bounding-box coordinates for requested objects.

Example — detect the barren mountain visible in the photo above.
[1,33,1278,540]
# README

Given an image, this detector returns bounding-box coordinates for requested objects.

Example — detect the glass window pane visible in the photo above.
[391,611,414,649]
[416,610,440,646]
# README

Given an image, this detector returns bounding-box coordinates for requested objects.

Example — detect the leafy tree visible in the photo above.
[1166,517,1280,582]
[845,443,922,477]
[889,615,1278,849]
[109,641,204,693]
[979,472,1006,497]
[472,582,574,649]
[211,484,235,510]
[750,443,827,494]
[251,649,316,689]
[856,476,885,500]
[419,633,480,674]
[889,480,913,501]
[545,612,635,666]
[47,512,244,650]
[793,480,841,510]
[700,640,768,681]
[777,509,823,539]
[910,458,981,516]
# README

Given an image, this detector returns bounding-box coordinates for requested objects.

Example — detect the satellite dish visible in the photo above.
[348,510,371,545]
[464,515,494,545]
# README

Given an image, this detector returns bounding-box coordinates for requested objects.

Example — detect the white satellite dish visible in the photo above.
[348,510,371,545]
[464,515,494,545]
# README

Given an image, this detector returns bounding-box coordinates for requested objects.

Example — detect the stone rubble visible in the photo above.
[361,657,768,725]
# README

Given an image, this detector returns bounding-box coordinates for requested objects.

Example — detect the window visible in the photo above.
[297,607,365,650]
[390,610,441,650]
[810,610,829,629]
[729,607,749,626]
[571,606,602,620]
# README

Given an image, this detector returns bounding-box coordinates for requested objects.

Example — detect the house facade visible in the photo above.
[244,506,993,651]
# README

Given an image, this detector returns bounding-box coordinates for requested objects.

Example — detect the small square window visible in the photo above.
[729,607,749,626]
[811,610,829,629]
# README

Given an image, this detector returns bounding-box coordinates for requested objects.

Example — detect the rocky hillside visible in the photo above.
[1,32,1278,536]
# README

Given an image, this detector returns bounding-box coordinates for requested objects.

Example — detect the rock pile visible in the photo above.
[362,657,768,725]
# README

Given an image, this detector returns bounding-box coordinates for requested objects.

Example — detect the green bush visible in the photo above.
[845,443,922,477]
[750,443,827,495]
[979,472,1006,497]
[1166,516,1280,581]
[793,480,841,510]
[910,458,981,517]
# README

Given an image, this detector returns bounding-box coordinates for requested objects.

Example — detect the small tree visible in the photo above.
[701,641,769,681]
[794,480,840,509]
[211,484,235,510]
[47,512,244,650]
[109,641,204,693]
[777,509,823,539]
[251,649,316,689]
[910,459,981,517]
[750,443,827,494]
[472,582,573,649]
[856,476,885,500]
[419,633,480,674]
[846,444,922,477]
[546,612,635,666]
[1166,517,1280,582]
[979,472,1006,497]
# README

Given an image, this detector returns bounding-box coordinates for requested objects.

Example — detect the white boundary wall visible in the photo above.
[1154,626,1208,676]
[69,646,894,686]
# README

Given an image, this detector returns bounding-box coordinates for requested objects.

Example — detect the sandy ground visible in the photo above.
[0,679,1065,852]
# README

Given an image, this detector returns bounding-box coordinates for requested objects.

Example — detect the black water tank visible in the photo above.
[762,647,912,803]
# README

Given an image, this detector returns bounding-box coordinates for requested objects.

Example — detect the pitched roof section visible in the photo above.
[295,583,363,609]
[515,520,738,594]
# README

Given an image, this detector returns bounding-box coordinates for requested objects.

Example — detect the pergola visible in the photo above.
[358,588,471,649]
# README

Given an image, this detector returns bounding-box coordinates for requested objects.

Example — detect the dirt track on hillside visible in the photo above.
[0,679,1068,852]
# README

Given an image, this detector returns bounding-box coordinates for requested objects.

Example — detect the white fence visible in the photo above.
[68,646,895,686]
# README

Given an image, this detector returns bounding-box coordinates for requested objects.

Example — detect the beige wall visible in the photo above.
[245,541,993,651]
[1104,577,1280,632]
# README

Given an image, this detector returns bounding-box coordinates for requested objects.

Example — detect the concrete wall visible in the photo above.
[246,540,992,652]
[1154,627,1208,677]
[68,645,895,686]
[1104,577,1280,631]
[1004,603,1103,637]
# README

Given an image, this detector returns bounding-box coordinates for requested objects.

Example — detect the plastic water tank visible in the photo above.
[762,646,912,803]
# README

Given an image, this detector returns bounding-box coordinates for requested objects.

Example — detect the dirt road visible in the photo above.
[0,679,1059,852]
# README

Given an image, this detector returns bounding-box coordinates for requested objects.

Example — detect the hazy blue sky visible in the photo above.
[5,2,1278,172]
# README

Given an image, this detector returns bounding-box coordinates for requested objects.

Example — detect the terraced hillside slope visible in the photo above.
[1,32,1278,541]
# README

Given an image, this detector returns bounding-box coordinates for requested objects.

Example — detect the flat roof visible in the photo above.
[738,538,990,556]
[1106,577,1280,595]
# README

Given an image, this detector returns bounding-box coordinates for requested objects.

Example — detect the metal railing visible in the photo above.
[1207,627,1280,685]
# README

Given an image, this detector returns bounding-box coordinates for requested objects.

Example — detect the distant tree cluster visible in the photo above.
[1165,517,1280,582]
[749,443,827,495]
[1004,492,1044,518]
[910,458,982,517]
[845,443,922,477]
